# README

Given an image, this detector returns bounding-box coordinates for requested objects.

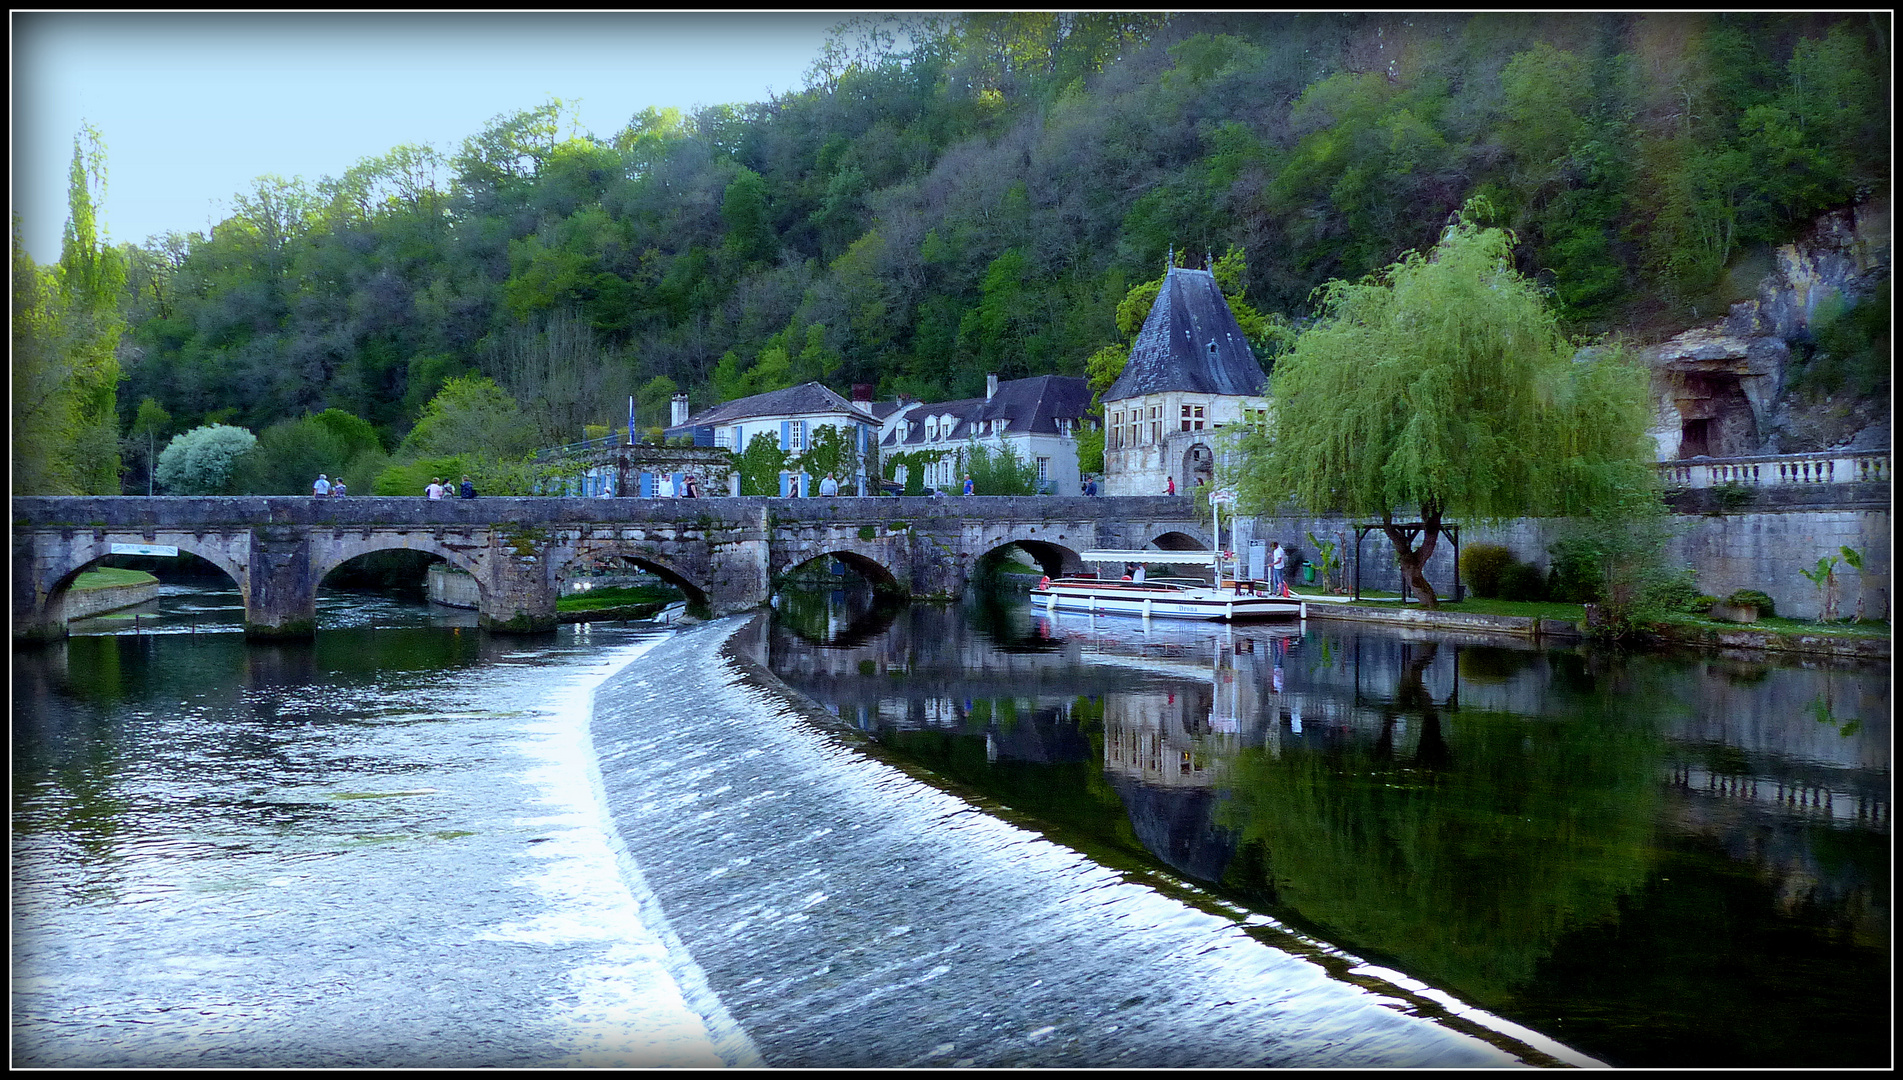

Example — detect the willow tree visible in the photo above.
[1229,217,1656,607]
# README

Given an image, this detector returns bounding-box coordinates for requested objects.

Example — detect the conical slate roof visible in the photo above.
[1103,267,1267,403]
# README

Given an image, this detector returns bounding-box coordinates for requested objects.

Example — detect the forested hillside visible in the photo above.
[13,12,1890,494]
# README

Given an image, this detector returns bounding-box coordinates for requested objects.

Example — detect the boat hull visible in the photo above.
[1030,584,1303,621]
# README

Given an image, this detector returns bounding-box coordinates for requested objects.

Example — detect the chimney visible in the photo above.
[986,373,998,401]
[851,382,873,405]
[671,393,690,427]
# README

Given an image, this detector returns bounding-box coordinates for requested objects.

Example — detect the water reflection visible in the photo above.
[766,591,1890,1068]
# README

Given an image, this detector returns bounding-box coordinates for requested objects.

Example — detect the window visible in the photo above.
[1036,457,1049,483]
[788,419,806,453]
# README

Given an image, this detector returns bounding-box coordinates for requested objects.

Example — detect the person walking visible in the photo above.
[1165,476,1176,495]
[962,474,974,496]
[459,475,476,499]
[312,474,331,497]
[683,474,700,498]
[1270,542,1286,596]
[819,472,840,496]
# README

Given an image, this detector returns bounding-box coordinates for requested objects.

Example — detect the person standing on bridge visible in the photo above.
[963,474,974,496]
[312,474,330,497]
[460,475,476,499]
[330,478,346,497]
[426,477,446,500]
[819,472,840,497]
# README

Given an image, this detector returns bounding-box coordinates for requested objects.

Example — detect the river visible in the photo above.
[11,582,1889,1067]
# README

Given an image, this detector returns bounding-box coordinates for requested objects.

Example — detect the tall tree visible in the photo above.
[12,126,126,493]
[1229,216,1657,606]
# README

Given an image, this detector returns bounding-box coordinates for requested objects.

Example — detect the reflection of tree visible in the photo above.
[1379,642,1451,772]
[1216,673,1664,1008]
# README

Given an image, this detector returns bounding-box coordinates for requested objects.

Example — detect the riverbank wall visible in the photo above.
[426,564,480,609]
[1302,599,1888,663]
[1239,486,1889,623]
[64,578,160,619]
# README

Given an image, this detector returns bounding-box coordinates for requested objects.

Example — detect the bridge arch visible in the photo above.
[773,547,903,590]
[38,536,251,613]
[309,535,490,607]
[1145,529,1214,551]
[560,547,711,610]
[976,537,1085,579]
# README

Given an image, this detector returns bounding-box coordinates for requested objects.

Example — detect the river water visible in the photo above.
[761,587,1891,1069]
[12,582,1890,1067]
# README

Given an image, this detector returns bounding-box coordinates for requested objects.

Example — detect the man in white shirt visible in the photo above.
[819,473,840,496]
[1270,542,1286,595]
[658,474,675,498]
[312,474,330,497]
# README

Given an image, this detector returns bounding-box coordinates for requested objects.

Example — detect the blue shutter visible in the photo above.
[639,472,653,497]
[780,420,790,451]
[779,471,790,497]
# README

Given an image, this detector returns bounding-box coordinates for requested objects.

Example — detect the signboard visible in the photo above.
[109,543,178,557]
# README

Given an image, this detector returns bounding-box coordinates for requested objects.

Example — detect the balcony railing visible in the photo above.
[1660,450,1890,489]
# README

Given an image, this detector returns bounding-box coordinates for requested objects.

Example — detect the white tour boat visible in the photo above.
[1028,488,1307,621]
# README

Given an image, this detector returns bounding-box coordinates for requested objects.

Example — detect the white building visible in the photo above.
[880,374,1094,494]
[1101,266,1270,496]
[666,381,881,495]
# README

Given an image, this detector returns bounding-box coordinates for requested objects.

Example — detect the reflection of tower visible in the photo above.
[1104,689,1214,787]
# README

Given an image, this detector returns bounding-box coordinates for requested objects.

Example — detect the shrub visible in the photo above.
[154,424,257,495]
[1726,589,1776,618]
[1497,560,1549,602]
[1459,544,1515,598]
[1650,568,1708,614]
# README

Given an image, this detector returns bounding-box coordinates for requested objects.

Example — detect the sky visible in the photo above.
[11,11,847,265]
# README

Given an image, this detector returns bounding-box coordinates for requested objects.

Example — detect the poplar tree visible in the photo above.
[1230,214,1657,607]
[12,126,126,493]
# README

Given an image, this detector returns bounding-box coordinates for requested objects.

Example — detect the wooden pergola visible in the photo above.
[1352,521,1462,603]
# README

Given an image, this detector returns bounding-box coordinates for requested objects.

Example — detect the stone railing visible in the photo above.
[1660,450,1890,489]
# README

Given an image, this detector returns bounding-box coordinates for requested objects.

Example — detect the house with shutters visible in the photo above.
[879,373,1094,494]
[665,381,882,495]
[1101,265,1270,496]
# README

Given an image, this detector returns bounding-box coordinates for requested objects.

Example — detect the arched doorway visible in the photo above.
[1181,442,1215,490]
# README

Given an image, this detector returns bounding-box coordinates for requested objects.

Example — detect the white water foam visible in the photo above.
[483,634,762,1068]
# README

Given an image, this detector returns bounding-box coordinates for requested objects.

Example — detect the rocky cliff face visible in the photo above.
[1634,199,1890,460]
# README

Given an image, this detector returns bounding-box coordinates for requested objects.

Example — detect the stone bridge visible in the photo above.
[12,496,1211,640]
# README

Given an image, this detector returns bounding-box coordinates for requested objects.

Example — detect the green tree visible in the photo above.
[127,396,173,495]
[12,127,126,494]
[737,430,790,496]
[1231,216,1657,607]
[232,409,386,495]
[635,374,681,431]
[960,440,1040,495]
[155,424,257,494]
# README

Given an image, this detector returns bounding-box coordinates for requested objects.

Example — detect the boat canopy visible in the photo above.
[1078,549,1217,565]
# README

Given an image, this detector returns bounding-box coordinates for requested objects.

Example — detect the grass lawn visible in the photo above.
[71,568,159,590]
[555,584,680,612]
[1659,612,1891,639]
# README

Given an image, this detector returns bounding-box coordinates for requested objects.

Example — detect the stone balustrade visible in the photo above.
[1660,450,1890,489]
